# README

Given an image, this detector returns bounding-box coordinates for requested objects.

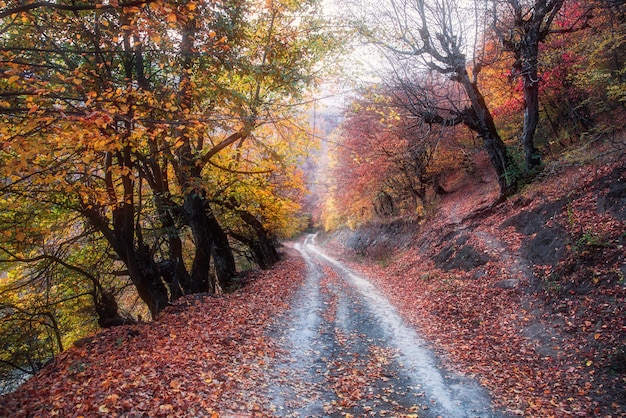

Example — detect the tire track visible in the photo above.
[267,234,505,417]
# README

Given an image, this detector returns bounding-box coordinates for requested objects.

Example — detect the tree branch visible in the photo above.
[0,1,157,19]
[201,131,246,165]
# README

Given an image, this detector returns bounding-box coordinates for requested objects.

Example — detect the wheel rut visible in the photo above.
[266,234,505,417]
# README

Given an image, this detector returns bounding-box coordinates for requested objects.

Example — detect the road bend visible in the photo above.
[266,234,504,418]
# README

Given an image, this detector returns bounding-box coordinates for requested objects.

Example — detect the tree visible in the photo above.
[0,0,332,319]
[558,0,626,126]
[329,88,450,225]
[206,118,314,270]
[490,0,592,169]
[355,0,518,197]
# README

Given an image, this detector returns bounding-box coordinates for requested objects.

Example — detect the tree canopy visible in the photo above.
[318,0,625,228]
[0,0,336,385]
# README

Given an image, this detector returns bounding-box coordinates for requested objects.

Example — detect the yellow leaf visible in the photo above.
[150,33,161,43]
[166,13,177,23]
[98,405,110,413]
[7,75,19,84]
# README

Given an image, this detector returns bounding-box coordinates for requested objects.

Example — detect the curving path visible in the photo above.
[266,234,505,418]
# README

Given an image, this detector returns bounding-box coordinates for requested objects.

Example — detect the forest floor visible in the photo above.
[321,142,626,417]
[0,250,309,417]
[1,140,624,418]
[1,237,507,417]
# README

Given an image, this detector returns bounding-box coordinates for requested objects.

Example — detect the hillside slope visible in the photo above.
[0,252,307,417]
[321,145,626,416]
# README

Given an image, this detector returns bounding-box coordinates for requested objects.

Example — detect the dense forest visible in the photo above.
[319,0,625,229]
[0,0,625,400]
[0,0,334,389]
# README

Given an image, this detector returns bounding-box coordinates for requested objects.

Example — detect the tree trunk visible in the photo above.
[83,204,171,319]
[521,44,543,170]
[239,211,280,270]
[181,191,237,294]
[458,69,518,197]
[95,291,134,328]
[502,1,570,171]
[208,211,237,291]
[154,201,189,301]
[98,143,172,318]
[158,259,186,301]
[129,244,171,318]
[184,193,216,294]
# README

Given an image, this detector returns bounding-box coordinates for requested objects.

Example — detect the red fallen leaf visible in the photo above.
[323,158,626,416]
[0,250,306,417]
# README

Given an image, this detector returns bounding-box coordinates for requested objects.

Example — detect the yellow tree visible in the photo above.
[207,118,313,268]
[0,0,333,318]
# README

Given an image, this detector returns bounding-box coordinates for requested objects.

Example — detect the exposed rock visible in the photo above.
[597,170,626,220]
[434,240,492,272]
[521,226,570,266]
[500,198,568,235]
[472,269,488,280]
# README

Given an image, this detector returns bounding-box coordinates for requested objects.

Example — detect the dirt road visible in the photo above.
[266,235,504,417]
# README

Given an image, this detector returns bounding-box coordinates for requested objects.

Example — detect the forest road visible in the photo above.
[265,234,506,418]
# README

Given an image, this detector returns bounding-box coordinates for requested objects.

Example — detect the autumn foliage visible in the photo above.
[321,89,470,229]
[0,0,625,414]
[0,0,334,383]
[319,0,625,229]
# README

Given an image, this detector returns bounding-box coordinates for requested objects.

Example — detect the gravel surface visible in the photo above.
[266,234,505,417]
